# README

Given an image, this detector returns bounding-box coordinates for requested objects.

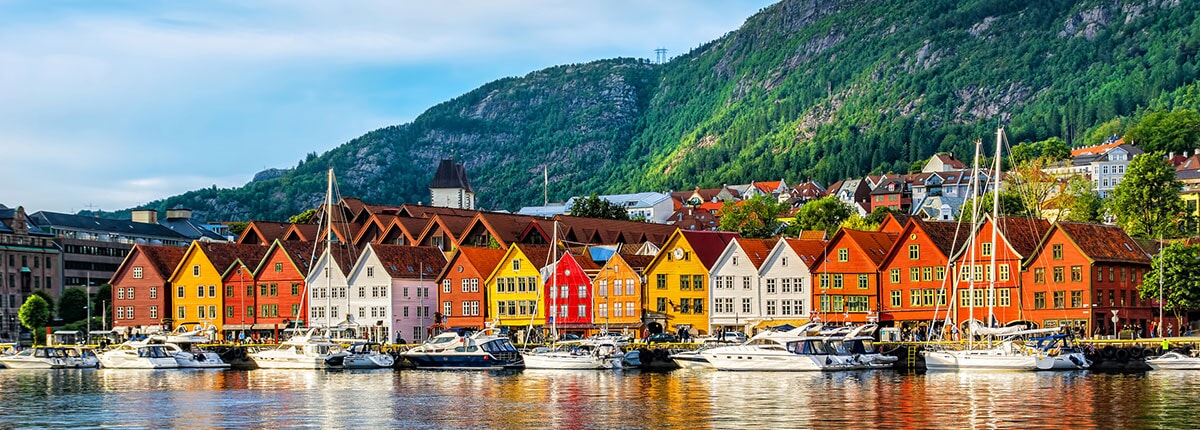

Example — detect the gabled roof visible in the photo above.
[462,212,543,249]
[193,242,269,277]
[370,244,447,279]
[678,230,741,269]
[1045,222,1151,265]
[28,210,187,240]
[130,244,187,280]
[934,153,967,170]
[736,238,777,269]
[397,204,481,219]
[914,219,970,257]
[990,216,1052,259]
[783,238,827,269]
[283,223,320,242]
[159,217,227,241]
[614,253,654,271]
[445,246,508,280]
[511,244,562,271]
[798,230,827,241]
[553,215,677,246]
[253,240,318,277]
[237,221,291,244]
[821,229,899,268]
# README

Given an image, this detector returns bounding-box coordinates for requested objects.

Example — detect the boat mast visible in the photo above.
[967,138,983,349]
[988,127,1003,342]
[325,168,334,329]
[550,221,558,341]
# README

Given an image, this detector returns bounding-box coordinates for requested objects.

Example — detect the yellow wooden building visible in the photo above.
[167,242,267,332]
[485,243,555,332]
[642,230,739,337]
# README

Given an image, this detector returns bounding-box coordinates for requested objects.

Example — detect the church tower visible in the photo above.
[428,158,476,210]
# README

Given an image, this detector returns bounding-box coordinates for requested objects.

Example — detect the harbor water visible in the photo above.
[1,368,1198,428]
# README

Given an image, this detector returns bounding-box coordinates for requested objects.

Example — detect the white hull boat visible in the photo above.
[923,343,1036,371]
[98,343,179,369]
[249,328,347,370]
[327,342,395,369]
[0,348,69,369]
[670,350,713,369]
[1146,351,1200,370]
[522,341,624,370]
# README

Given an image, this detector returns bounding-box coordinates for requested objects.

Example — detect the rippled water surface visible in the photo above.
[2,368,1199,429]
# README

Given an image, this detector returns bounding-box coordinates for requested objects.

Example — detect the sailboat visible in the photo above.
[924,128,1043,371]
[522,221,624,369]
[249,168,355,370]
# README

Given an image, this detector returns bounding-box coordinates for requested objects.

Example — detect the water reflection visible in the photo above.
[2,369,1199,428]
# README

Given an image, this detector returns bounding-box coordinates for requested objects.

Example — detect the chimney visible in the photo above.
[13,206,28,235]
[166,208,192,220]
[131,209,157,224]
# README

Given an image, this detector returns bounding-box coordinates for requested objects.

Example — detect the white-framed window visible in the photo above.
[149,287,157,299]
[128,288,134,299]
[471,301,480,316]
[625,302,634,317]
[117,288,125,300]
[192,265,200,277]
[599,280,608,297]
[149,306,158,319]
[626,280,634,296]
[578,285,587,298]
[132,267,143,279]
[444,301,452,317]
[598,303,608,318]
[116,307,125,319]
[177,306,185,319]
[471,279,479,292]
[461,279,469,292]
[577,305,586,318]
[367,267,375,277]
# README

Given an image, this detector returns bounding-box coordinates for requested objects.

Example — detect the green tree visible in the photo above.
[864,206,899,226]
[19,295,51,344]
[32,290,55,317]
[227,221,249,237]
[288,209,318,224]
[1108,153,1186,238]
[1061,176,1105,223]
[717,195,789,238]
[58,287,89,324]
[958,190,1031,222]
[568,194,629,220]
[795,196,853,234]
[839,214,878,231]
[1124,109,1200,155]
[1140,242,1200,331]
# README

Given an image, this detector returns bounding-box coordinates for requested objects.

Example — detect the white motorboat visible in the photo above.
[522,340,624,370]
[401,327,524,370]
[327,342,395,369]
[1028,333,1091,370]
[60,346,101,368]
[249,327,348,369]
[841,325,898,369]
[0,347,70,369]
[161,343,230,369]
[669,349,713,369]
[1146,351,1200,370]
[97,342,180,369]
[700,324,864,371]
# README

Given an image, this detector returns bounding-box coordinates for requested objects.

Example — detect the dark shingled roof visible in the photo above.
[273,240,318,276]
[196,242,269,275]
[138,245,187,279]
[617,254,654,271]
[842,230,900,267]
[429,159,473,191]
[238,221,291,244]
[993,216,1052,258]
[680,230,741,269]
[29,210,188,240]
[371,244,447,279]
[914,219,971,257]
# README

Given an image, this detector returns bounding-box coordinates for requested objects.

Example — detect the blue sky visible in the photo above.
[1,1,774,214]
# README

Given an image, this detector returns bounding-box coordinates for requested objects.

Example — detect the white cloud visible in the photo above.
[0,0,775,215]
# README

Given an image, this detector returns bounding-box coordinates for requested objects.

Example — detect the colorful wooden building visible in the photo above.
[643,230,739,338]
[951,216,1050,328]
[109,244,185,334]
[811,229,898,324]
[168,242,267,332]
[438,246,507,331]
[486,244,555,336]
[877,218,966,329]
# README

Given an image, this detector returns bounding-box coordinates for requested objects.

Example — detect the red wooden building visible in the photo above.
[1021,222,1153,337]
[437,246,506,330]
[877,218,968,328]
[951,216,1050,328]
[109,244,185,334]
[811,229,898,324]
[545,252,601,336]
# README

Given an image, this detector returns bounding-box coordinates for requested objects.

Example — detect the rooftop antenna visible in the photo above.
[655,48,668,64]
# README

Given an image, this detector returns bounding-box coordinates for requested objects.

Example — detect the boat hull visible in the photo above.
[1035,353,1091,370]
[522,352,619,370]
[923,350,1037,371]
[339,354,396,369]
[249,353,335,369]
[1146,352,1200,370]
[98,356,179,369]
[0,358,65,369]
[670,351,714,369]
[403,353,523,370]
[701,347,849,371]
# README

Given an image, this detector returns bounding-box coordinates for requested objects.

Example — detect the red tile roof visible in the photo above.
[238,221,292,244]
[992,216,1052,258]
[454,247,509,277]
[935,154,967,170]
[736,238,777,269]
[842,229,900,267]
[1071,139,1124,157]
[138,244,186,279]
[783,238,827,269]
[196,242,269,275]
[798,230,827,241]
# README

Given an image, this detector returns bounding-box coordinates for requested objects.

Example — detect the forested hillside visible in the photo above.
[129,0,1200,221]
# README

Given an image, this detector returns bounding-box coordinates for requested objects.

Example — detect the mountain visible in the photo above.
[136,0,1200,221]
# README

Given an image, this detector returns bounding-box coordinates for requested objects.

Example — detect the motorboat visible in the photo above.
[669,348,713,369]
[97,342,180,369]
[160,343,231,369]
[1146,351,1200,370]
[401,327,524,370]
[1028,333,1091,370]
[327,342,395,369]
[841,324,898,369]
[0,347,70,369]
[700,324,864,371]
[522,340,624,370]
[248,327,348,369]
[60,346,101,368]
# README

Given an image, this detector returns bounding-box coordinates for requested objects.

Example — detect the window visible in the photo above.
[473,279,481,292]
[613,280,623,296]
[1071,266,1082,282]
[248,285,255,297]
[512,260,521,271]
[198,306,206,319]
[599,303,609,318]
[847,296,868,312]
[1034,268,1045,283]
[656,274,667,289]
[922,267,932,281]
[1071,290,1083,308]
[226,285,234,297]
[680,275,690,291]
[197,286,205,298]
[149,288,157,299]
[261,285,269,297]
[226,306,235,318]
[178,306,185,319]
[462,301,471,316]
[117,288,125,300]
[1109,267,1114,282]
[1053,291,1066,309]
[982,242,993,257]
[693,275,704,291]
[743,277,752,290]
[578,285,587,298]
[833,274,843,289]
[890,269,900,284]
[133,267,143,279]
[149,306,158,319]
[909,244,919,260]
[1053,267,1065,283]
[935,266,945,280]
[444,302,452,317]
[1034,292,1046,309]
[193,265,200,277]
[693,298,703,314]
[1052,244,1063,260]
[578,305,586,318]
[891,290,901,308]
[560,285,569,299]
[275,262,283,272]
[858,274,869,289]
[742,298,752,314]
[766,300,777,315]
[910,267,919,282]
[837,248,849,262]
[998,289,1010,307]
[443,280,451,294]
[657,297,666,312]
[367,267,374,277]
[599,280,608,297]
[910,290,921,307]
[766,278,777,293]
[820,274,829,289]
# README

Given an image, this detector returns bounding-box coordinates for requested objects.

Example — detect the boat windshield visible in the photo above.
[793,340,829,355]
[481,339,518,354]
[429,335,458,345]
[826,340,850,355]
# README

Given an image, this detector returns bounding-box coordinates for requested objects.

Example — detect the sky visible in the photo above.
[0,0,776,215]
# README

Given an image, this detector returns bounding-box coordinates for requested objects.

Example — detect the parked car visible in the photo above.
[646,333,680,344]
